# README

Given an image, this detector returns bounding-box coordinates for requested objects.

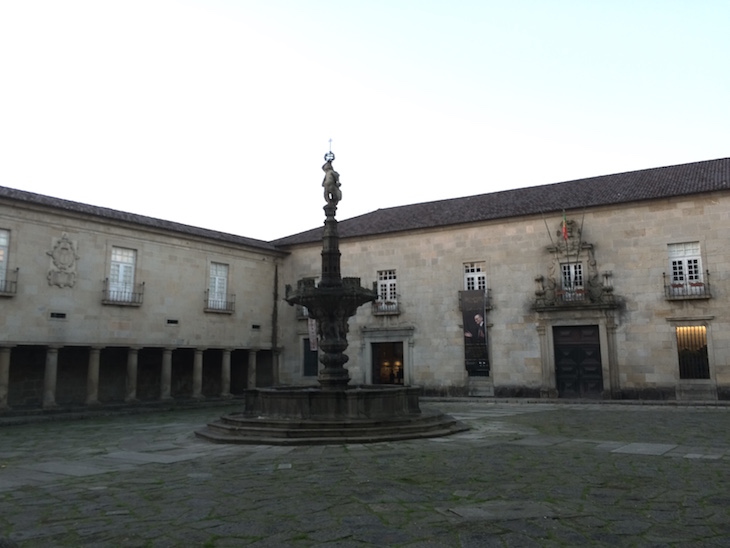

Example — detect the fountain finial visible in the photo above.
[322,143,341,206]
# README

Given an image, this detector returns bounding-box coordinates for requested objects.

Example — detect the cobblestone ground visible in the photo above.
[1,400,729,547]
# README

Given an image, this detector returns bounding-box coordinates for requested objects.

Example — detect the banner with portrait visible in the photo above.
[460,290,490,376]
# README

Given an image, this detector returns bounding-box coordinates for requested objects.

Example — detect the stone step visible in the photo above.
[202,414,461,438]
[195,419,468,446]
[217,409,449,430]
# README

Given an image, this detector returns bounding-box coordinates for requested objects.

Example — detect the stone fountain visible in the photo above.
[195,151,466,445]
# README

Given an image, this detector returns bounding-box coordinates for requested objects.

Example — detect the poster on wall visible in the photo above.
[460,290,490,376]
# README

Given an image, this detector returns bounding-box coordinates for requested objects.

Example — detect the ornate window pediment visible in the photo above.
[534,218,615,310]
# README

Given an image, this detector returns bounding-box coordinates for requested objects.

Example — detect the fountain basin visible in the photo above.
[195,385,468,445]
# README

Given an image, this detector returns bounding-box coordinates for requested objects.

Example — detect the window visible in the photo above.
[375,270,398,313]
[464,262,486,291]
[560,262,584,301]
[207,262,230,310]
[108,247,137,302]
[668,242,705,297]
[676,326,709,379]
[0,230,8,291]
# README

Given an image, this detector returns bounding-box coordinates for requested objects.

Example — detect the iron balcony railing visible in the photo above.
[533,272,615,310]
[102,279,145,306]
[555,287,587,303]
[0,268,18,297]
[663,271,711,300]
[205,290,236,313]
[373,299,400,315]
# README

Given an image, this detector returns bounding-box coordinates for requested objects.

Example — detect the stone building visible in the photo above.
[0,187,284,409]
[1,157,729,410]
[274,157,730,401]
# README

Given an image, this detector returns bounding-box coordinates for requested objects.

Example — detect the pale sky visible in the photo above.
[1,1,728,241]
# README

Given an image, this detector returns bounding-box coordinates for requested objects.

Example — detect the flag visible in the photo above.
[562,211,568,241]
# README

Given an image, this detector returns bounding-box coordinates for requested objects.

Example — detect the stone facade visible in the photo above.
[2,158,730,409]
[0,192,283,409]
[277,192,730,400]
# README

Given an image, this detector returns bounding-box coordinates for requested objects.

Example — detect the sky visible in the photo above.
[1,1,728,241]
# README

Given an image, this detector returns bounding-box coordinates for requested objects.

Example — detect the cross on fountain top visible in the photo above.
[324,138,335,162]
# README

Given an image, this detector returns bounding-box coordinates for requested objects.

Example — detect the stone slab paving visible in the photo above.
[0,400,729,546]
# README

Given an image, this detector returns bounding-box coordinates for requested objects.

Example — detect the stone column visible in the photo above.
[160,348,173,401]
[86,347,101,406]
[125,347,139,403]
[43,346,59,409]
[247,349,257,389]
[192,348,204,400]
[0,346,12,410]
[221,349,232,398]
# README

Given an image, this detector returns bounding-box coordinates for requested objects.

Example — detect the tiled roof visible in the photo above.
[0,186,282,253]
[272,157,730,247]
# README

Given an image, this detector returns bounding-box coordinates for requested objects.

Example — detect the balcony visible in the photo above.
[534,272,616,310]
[373,300,400,315]
[0,268,18,297]
[663,271,711,300]
[205,290,236,313]
[102,279,145,306]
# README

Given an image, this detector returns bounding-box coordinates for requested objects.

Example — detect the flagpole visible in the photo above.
[569,207,586,296]
[542,211,562,298]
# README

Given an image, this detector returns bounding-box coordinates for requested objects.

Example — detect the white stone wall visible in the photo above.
[278,192,730,396]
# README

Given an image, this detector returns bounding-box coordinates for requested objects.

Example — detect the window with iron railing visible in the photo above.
[105,246,140,304]
[559,262,585,302]
[205,262,235,312]
[374,269,399,314]
[664,242,711,299]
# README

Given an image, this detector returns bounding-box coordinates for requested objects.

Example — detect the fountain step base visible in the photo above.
[195,410,468,445]
[194,386,469,445]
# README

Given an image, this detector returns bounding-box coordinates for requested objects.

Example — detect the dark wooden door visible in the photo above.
[553,325,603,398]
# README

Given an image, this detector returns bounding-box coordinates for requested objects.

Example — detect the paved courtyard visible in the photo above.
[1,400,729,547]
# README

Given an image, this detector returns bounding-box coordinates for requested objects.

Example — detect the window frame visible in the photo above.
[560,262,584,301]
[108,246,137,303]
[464,262,487,292]
[668,242,704,296]
[207,262,230,311]
[375,269,399,314]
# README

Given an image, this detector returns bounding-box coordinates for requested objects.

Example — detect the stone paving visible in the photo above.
[1,400,729,547]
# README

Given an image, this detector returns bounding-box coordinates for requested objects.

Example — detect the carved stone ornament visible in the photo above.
[534,219,615,309]
[47,233,79,288]
[556,219,581,253]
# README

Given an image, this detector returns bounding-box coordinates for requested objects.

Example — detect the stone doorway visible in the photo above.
[553,325,603,398]
[371,342,404,385]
